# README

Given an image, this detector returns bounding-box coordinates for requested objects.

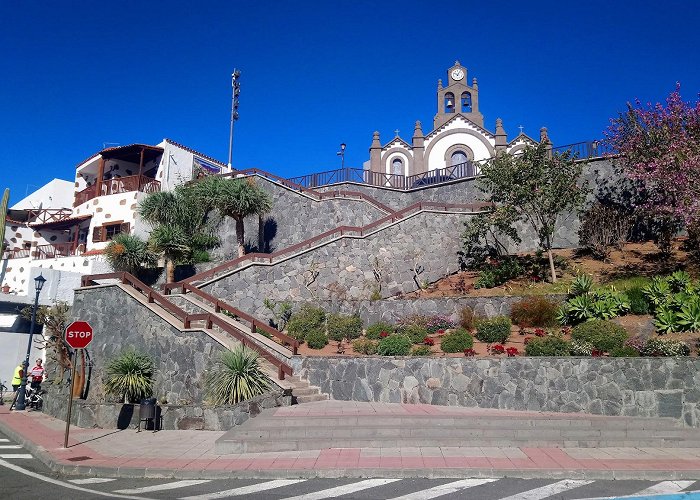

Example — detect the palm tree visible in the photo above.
[104,233,158,276]
[191,176,272,257]
[138,188,219,282]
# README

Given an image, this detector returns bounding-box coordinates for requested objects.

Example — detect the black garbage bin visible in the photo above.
[138,398,157,432]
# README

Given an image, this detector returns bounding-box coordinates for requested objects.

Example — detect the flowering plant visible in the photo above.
[436,329,445,335]
[506,347,519,357]
[591,349,604,357]
[425,316,457,334]
[423,337,435,346]
[464,348,477,357]
[380,331,390,338]
[534,328,546,337]
[491,344,506,354]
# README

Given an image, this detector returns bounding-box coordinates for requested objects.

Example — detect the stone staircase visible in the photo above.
[215,401,695,454]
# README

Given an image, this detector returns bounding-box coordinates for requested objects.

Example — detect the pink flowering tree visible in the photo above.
[604,85,700,253]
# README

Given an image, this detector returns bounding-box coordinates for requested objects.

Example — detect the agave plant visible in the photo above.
[205,345,270,406]
[677,297,700,332]
[104,350,155,403]
[654,305,680,335]
[668,270,692,293]
[567,294,595,322]
[642,277,671,310]
[568,275,593,297]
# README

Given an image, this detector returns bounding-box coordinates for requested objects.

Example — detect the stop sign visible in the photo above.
[65,321,94,349]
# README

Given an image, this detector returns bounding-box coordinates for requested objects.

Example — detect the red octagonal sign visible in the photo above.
[65,321,94,349]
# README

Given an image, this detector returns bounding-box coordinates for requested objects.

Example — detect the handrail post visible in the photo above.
[251,321,257,334]
[147,292,155,303]
[184,315,191,329]
[206,315,213,329]
[278,365,284,380]
[292,344,298,355]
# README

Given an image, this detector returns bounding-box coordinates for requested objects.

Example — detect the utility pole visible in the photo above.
[228,69,241,169]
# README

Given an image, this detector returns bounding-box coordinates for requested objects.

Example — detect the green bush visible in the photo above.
[475,316,511,344]
[571,320,628,353]
[525,335,570,356]
[305,330,329,350]
[410,345,433,356]
[641,338,690,357]
[626,286,650,315]
[365,321,394,340]
[287,304,326,341]
[510,296,560,327]
[377,335,412,356]
[396,324,430,344]
[609,346,640,357]
[440,328,474,353]
[204,346,270,405]
[327,313,363,342]
[352,337,378,355]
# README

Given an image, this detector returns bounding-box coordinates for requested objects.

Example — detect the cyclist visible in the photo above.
[29,359,44,391]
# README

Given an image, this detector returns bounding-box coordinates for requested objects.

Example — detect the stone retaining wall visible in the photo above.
[297,356,700,427]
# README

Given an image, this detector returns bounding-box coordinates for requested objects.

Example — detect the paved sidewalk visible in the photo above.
[2,403,700,480]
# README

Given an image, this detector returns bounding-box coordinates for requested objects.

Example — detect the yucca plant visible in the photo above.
[205,346,270,405]
[104,350,155,403]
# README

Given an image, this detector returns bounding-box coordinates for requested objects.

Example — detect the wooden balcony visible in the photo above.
[74,174,160,207]
[2,248,31,260]
[34,243,85,260]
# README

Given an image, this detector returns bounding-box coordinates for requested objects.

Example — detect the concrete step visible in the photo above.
[295,393,330,404]
[290,386,323,396]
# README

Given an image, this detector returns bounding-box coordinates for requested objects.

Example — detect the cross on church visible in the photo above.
[518,125,524,134]
[394,129,400,137]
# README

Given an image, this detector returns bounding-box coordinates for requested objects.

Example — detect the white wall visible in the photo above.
[10,179,74,210]
[426,133,493,171]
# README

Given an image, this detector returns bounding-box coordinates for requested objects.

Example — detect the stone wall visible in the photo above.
[204,210,474,317]
[297,356,700,427]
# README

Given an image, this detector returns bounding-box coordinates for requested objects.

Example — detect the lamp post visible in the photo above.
[15,274,46,411]
[336,143,346,169]
[228,69,241,169]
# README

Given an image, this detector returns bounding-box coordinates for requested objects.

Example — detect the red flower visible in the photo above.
[464,348,477,357]
[506,347,519,357]
[534,328,546,337]
[491,344,506,354]
[436,329,445,335]
[380,331,390,338]
[524,336,533,345]
[561,326,572,335]
[423,337,435,346]
[591,349,603,357]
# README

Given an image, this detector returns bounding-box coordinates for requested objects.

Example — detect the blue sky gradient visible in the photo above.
[1,0,699,204]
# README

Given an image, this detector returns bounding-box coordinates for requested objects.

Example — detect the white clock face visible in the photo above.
[451,68,464,81]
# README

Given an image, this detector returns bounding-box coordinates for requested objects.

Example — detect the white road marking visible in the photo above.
[0,445,22,449]
[631,481,695,496]
[386,478,499,499]
[281,479,402,500]
[180,479,307,499]
[114,480,211,495]
[0,458,153,499]
[69,478,118,485]
[0,439,9,442]
[499,479,594,500]
[0,454,33,459]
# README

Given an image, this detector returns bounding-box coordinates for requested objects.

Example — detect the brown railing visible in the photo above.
[35,243,85,259]
[74,175,161,207]
[163,283,299,355]
[180,200,492,286]
[80,272,293,380]
[2,248,31,259]
[26,208,73,224]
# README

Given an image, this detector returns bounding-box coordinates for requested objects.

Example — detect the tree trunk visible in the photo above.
[546,243,557,283]
[258,214,265,252]
[166,259,175,283]
[236,217,245,257]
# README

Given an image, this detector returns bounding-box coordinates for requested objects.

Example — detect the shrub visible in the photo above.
[525,335,570,356]
[677,297,700,332]
[475,316,511,344]
[327,314,363,342]
[365,321,394,340]
[352,337,378,355]
[425,315,456,334]
[571,320,628,353]
[204,346,270,405]
[510,296,560,327]
[397,314,430,329]
[286,305,326,341]
[559,287,630,325]
[377,335,412,356]
[641,338,690,357]
[396,324,430,344]
[305,330,329,350]
[569,340,595,356]
[459,306,475,330]
[569,275,594,297]
[578,202,633,261]
[104,349,155,403]
[474,257,523,289]
[609,346,640,357]
[626,286,650,315]
[440,328,474,353]
[410,345,433,356]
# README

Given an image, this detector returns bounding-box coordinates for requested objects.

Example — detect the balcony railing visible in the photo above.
[74,174,160,207]
[34,243,85,260]
[26,208,73,224]
[2,248,31,260]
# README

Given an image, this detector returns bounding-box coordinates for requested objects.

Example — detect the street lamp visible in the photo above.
[228,69,241,169]
[15,274,46,411]
[336,143,346,169]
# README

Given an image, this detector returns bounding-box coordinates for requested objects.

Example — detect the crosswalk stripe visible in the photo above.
[630,481,696,496]
[0,454,33,459]
[69,478,117,485]
[386,478,499,499]
[499,480,594,500]
[0,445,22,449]
[0,439,9,442]
[114,480,210,494]
[280,479,402,500]
[180,479,307,499]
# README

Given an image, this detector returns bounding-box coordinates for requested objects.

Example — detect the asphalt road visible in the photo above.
[1,430,699,500]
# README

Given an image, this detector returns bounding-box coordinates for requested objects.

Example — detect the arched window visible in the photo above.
[444,93,455,114]
[391,157,404,176]
[461,92,472,112]
[451,151,474,176]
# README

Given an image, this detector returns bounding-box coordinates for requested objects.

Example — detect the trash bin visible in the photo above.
[138,398,157,432]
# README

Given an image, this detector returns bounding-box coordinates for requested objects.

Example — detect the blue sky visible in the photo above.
[1,0,699,204]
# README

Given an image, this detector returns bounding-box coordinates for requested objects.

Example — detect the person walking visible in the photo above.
[11,362,23,392]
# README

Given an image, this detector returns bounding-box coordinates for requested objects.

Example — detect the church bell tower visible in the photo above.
[434,61,484,129]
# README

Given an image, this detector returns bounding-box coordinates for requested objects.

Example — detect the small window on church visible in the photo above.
[444,93,455,114]
[451,151,468,166]
[391,158,404,176]
[461,92,472,112]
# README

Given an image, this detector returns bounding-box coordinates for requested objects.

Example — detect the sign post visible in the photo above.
[63,321,93,448]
